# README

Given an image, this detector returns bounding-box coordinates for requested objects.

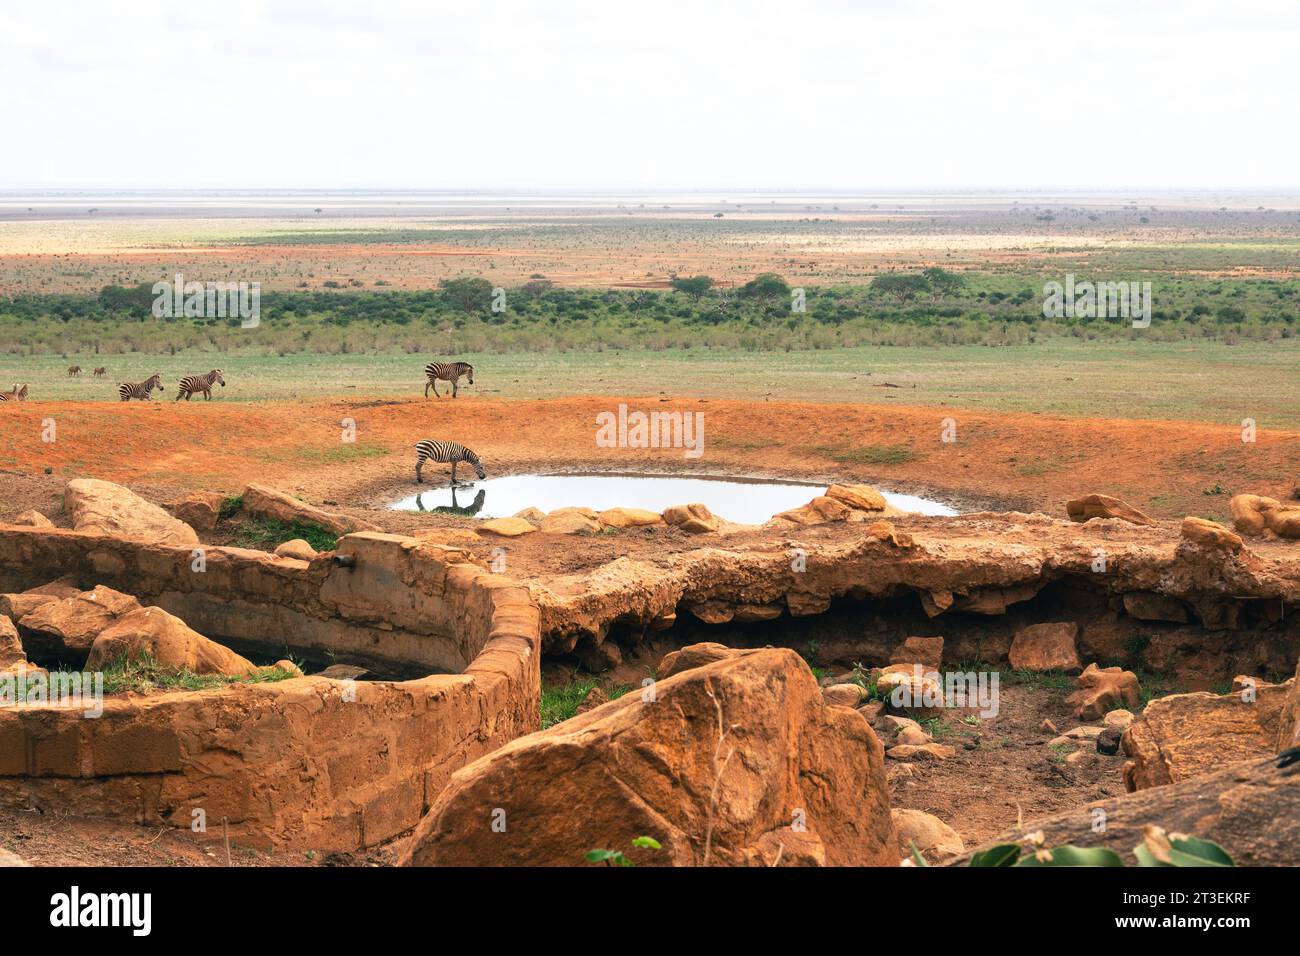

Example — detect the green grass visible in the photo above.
[810,443,917,465]
[232,515,338,552]
[22,651,301,699]
[541,678,600,728]
[1003,668,1077,691]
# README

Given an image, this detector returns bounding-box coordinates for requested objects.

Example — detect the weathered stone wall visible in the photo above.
[0,527,540,852]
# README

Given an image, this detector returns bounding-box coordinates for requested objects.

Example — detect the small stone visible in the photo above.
[1040,718,1059,734]
[822,683,866,707]
[896,725,931,747]
[9,509,53,528]
[858,700,886,721]
[1103,709,1135,731]
[1097,727,1123,756]
[274,538,318,561]
[886,743,956,762]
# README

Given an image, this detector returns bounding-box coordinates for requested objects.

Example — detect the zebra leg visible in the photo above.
[175,391,182,401]
[432,380,441,399]
[450,461,458,485]
[451,378,458,398]
[424,379,431,399]
[204,389,211,400]
[416,456,424,483]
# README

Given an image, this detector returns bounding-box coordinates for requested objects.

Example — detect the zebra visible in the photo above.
[423,361,474,399]
[176,369,225,401]
[414,440,486,485]
[0,384,28,402]
[92,366,107,378]
[118,373,164,402]
[67,365,81,377]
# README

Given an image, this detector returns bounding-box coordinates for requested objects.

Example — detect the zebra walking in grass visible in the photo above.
[92,366,107,378]
[423,361,474,399]
[0,384,28,402]
[414,440,486,485]
[118,373,163,402]
[67,365,81,377]
[176,369,225,401]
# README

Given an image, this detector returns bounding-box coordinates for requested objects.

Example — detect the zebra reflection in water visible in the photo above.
[414,487,486,517]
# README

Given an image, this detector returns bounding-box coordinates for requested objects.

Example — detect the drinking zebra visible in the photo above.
[0,384,28,402]
[414,439,486,485]
[423,361,474,399]
[92,367,107,378]
[176,369,226,401]
[67,365,81,377]
[118,374,164,402]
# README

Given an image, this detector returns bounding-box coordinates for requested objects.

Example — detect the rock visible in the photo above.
[1227,494,1300,538]
[0,848,31,867]
[1066,664,1142,722]
[413,528,482,546]
[858,700,886,721]
[8,509,52,528]
[597,507,664,528]
[876,664,944,710]
[822,683,866,707]
[1097,727,1123,755]
[1122,592,1189,623]
[1040,718,1058,734]
[774,495,852,526]
[1278,658,1300,752]
[398,648,897,867]
[513,507,546,522]
[866,520,912,548]
[657,642,759,679]
[575,639,623,673]
[1008,622,1081,673]
[477,517,538,537]
[1121,686,1290,790]
[954,755,1300,867]
[242,483,380,537]
[18,586,143,664]
[172,490,225,533]
[65,478,199,547]
[267,659,304,678]
[574,685,609,716]
[1180,516,1243,551]
[1062,726,1104,740]
[892,809,964,864]
[273,538,318,561]
[1103,709,1135,731]
[825,484,888,512]
[1066,493,1155,527]
[886,743,955,761]
[889,636,944,672]
[878,715,924,738]
[0,577,83,622]
[539,508,602,535]
[662,502,720,534]
[732,603,783,623]
[895,725,931,746]
[0,616,24,668]
[85,606,258,677]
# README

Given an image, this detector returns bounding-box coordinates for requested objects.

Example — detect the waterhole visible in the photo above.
[388,473,958,524]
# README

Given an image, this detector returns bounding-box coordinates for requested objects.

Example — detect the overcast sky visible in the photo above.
[3,0,1296,190]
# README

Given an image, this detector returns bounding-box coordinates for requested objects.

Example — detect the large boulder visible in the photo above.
[65,478,199,547]
[1065,493,1154,527]
[8,509,52,528]
[953,755,1300,867]
[1066,663,1141,721]
[825,483,889,513]
[892,809,964,865]
[18,586,143,664]
[0,577,82,622]
[539,508,602,535]
[1122,591,1189,623]
[1122,683,1293,790]
[85,606,257,677]
[273,538,318,561]
[1008,622,1081,673]
[477,517,538,537]
[1180,516,1243,552]
[0,616,24,669]
[657,641,760,679]
[1230,494,1300,539]
[773,495,853,526]
[172,490,225,533]
[598,507,663,529]
[398,648,897,867]
[242,484,379,538]
[662,503,720,534]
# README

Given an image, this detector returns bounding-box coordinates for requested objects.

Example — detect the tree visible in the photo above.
[872,273,931,304]
[670,275,714,298]
[439,276,494,312]
[738,272,790,301]
[921,267,964,300]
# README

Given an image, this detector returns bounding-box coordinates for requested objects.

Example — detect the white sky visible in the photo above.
[2,0,1296,190]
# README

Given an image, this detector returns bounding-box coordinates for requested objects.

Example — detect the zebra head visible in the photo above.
[213,369,226,387]
[465,364,474,385]
[471,454,486,480]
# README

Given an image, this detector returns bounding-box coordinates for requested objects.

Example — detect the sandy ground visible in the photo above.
[1,396,1295,530]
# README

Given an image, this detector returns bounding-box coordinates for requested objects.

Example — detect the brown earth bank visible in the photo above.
[1,396,1296,528]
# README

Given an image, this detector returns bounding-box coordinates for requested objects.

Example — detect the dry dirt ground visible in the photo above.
[1,395,1295,865]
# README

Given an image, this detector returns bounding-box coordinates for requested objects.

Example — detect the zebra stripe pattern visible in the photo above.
[118,374,163,402]
[414,439,486,484]
[176,369,225,401]
[423,361,474,399]
[0,384,28,402]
